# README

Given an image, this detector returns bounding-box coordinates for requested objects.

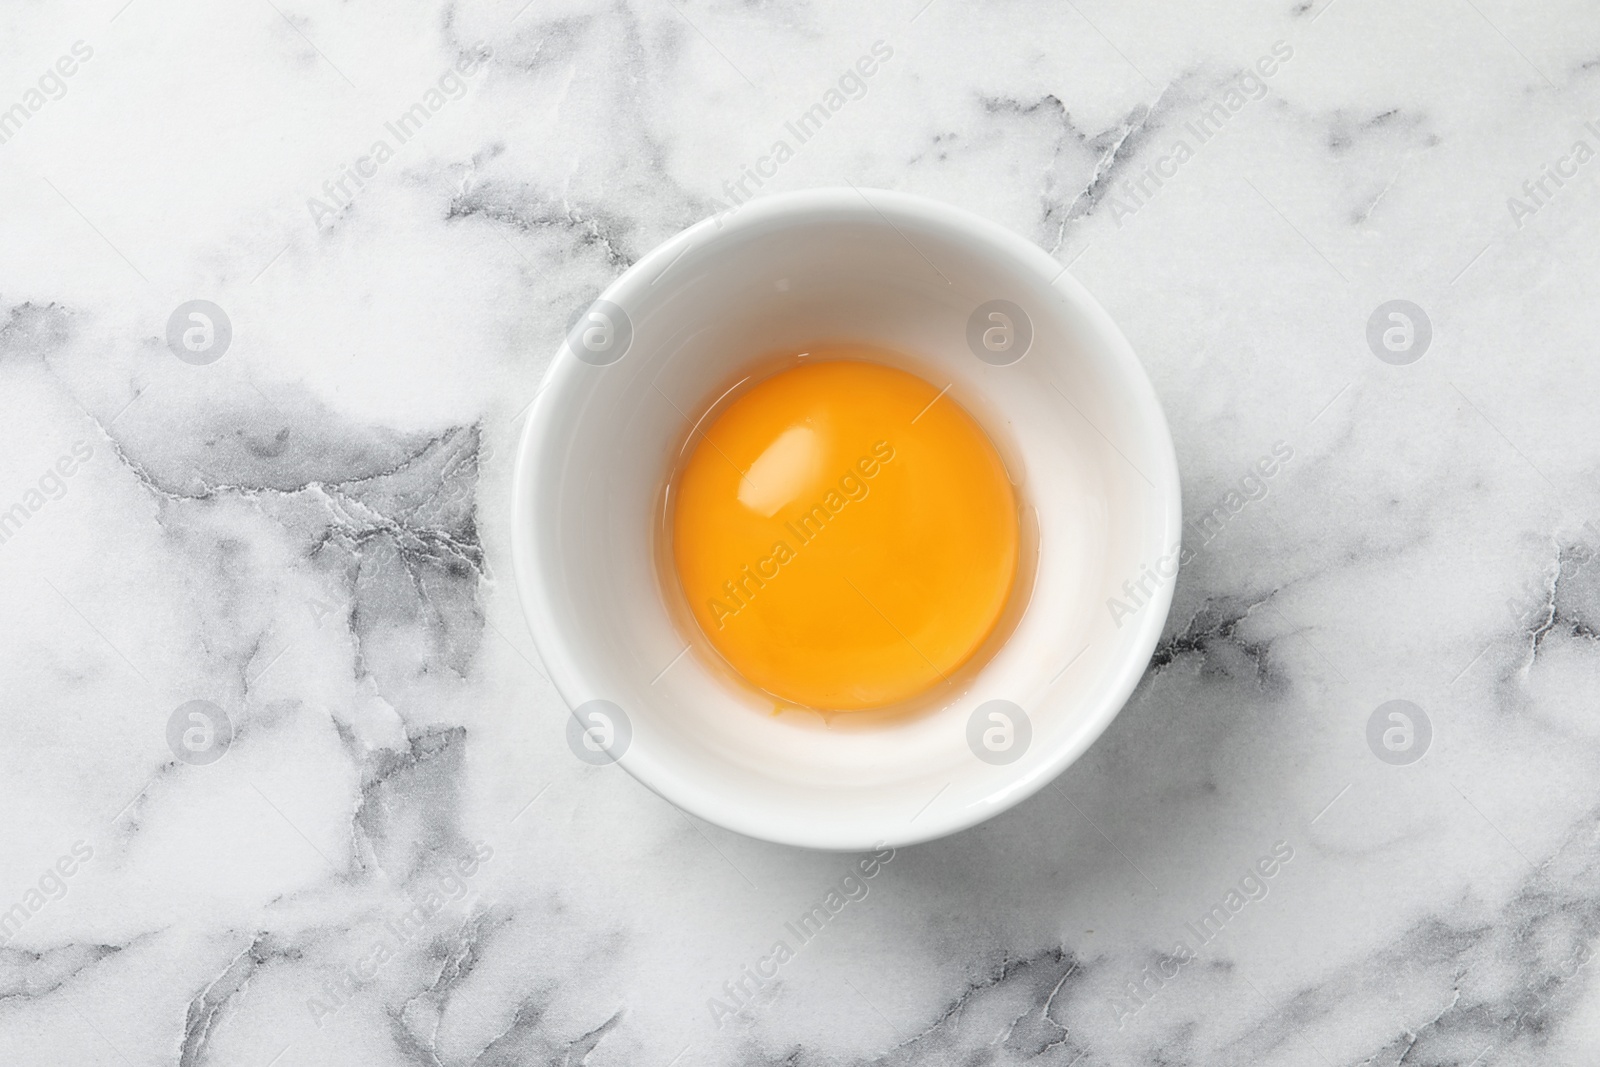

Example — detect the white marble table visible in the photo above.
[3,0,1599,1063]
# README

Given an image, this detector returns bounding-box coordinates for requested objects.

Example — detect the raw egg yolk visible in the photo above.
[670,353,1019,711]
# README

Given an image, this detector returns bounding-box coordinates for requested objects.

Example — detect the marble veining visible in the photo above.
[3,0,1600,1063]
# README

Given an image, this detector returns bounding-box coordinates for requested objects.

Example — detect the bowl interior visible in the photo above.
[514,189,1179,850]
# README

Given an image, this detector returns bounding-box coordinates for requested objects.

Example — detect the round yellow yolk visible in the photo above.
[670,354,1019,711]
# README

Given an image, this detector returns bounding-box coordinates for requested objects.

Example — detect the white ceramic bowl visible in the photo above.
[512,188,1180,850]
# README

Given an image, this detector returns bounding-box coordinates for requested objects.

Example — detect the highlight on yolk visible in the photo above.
[669,352,1020,712]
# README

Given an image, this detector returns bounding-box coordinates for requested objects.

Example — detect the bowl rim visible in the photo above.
[511,186,1182,851]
